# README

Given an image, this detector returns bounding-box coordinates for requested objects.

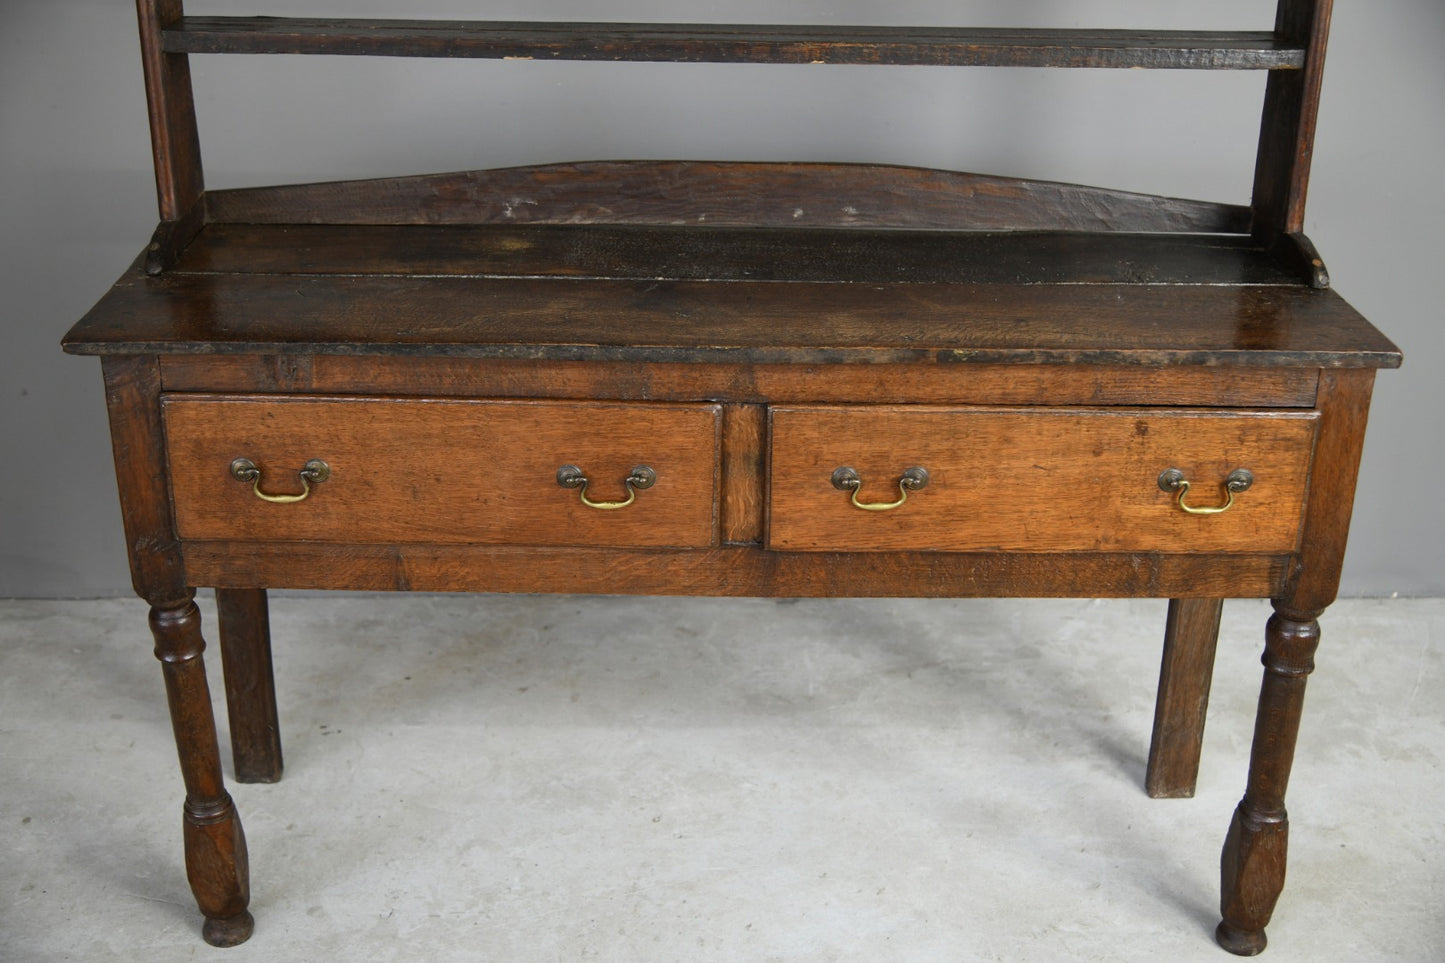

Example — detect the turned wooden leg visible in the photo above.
[151,597,254,947]
[1216,605,1320,956]
[1147,598,1224,798]
[216,588,284,783]
[102,358,258,945]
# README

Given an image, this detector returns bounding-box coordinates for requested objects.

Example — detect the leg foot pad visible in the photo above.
[1215,921,1267,956]
[203,910,255,947]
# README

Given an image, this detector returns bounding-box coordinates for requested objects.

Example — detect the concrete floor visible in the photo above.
[2,596,1441,962]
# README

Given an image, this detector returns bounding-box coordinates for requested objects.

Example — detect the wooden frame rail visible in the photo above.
[161,19,1306,70]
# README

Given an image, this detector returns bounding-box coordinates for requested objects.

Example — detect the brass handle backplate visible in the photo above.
[1158,467,1254,515]
[230,457,330,504]
[831,466,930,512]
[557,464,656,510]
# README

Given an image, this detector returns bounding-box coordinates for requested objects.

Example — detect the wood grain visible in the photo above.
[1275,366,1375,615]
[215,587,283,784]
[137,0,203,223]
[1147,597,1225,798]
[1252,0,1334,243]
[163,19,1305,70]
[159,356,1322,409]
[174,224,1299,286]
[767,406,1318,553]
[1217,608,1320,955]
[204,162,1252,234]
[149,601,253,946]
[101,355,187,603]
[178,541,1290,599]
[721,405,765,544]
[65,270,1401,368]
[162,396,721,548]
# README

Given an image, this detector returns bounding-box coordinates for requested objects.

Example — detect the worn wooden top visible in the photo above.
[63,225,1396,367]
[63,164,1400,368]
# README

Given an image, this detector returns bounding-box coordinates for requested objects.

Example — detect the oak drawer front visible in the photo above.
[163,396,721,547]
[767,406,1317,553]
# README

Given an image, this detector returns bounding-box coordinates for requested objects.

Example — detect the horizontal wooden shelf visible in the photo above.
[162,18,1305,70]
[173,225,1305,286]
[63,224,1400,368]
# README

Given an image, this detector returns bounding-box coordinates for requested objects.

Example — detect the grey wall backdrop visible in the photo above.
[2,0,1440,598]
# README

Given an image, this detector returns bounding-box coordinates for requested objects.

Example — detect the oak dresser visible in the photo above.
[63,1,1400,954]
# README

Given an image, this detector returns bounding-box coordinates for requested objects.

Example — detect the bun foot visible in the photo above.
[203,910,255,947]
[1215,921,1267,956]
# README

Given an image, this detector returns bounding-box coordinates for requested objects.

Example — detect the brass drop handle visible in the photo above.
[1158,468,1254,515]
[831,466,930,512]
[557,464,656,510]
[230,457,330,504]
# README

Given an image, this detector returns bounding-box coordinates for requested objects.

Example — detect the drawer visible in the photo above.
[767,406,1318,553]
[163,396,721,548]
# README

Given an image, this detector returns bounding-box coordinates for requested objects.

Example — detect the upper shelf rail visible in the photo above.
[162,18,1305,69]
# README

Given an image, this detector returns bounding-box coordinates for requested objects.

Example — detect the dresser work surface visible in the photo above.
[63,1,1401,955]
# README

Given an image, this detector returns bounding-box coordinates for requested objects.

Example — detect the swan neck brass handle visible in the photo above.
[1158,468,1253,515]
[557,465,656,510]
[230,457,330,504]
[831,466,929,512]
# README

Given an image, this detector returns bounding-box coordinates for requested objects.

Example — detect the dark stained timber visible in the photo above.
[178,543,1292,600]
[138,1,203,223]
[64,265,1402,368]
[1252,0,1335,244]
[203,162,1254,235]
[171,225,1301,286]
[162,19,1305,70]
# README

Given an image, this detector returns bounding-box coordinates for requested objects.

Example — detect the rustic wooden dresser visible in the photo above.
[63,1,1400,954]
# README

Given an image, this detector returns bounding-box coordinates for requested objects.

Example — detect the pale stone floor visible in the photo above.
[2,596,1441,962]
